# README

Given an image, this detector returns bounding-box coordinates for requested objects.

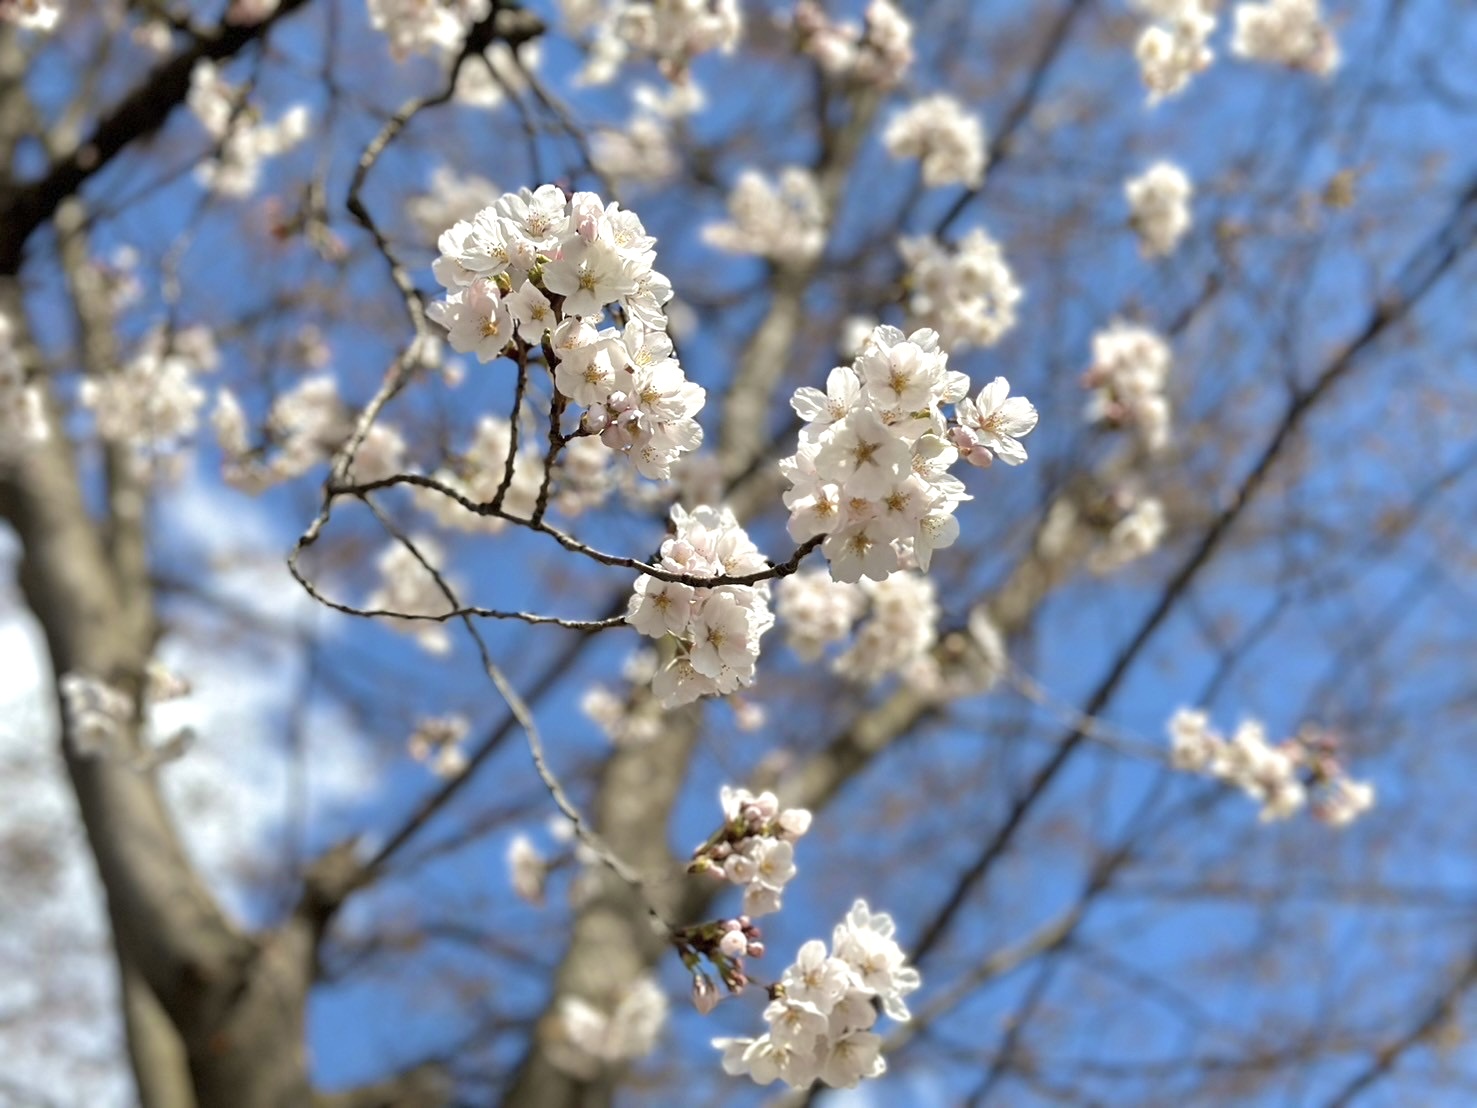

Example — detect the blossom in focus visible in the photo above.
[626,505,775,707]
[714,899,918,1090]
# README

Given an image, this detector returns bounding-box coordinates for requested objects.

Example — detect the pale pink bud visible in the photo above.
[691,973,720,1015]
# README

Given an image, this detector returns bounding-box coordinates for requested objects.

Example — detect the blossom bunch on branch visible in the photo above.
[1134,0,1218,103]
[714,899,919,1090]
[1231,0,1340,76]
[792,0,914,89]
[1126,161,1194,259]
[781,324,1037,583]
[626,505,775,706]
[688,787,812,918]
[430,185,705,482]
[1082,321,1173,451]
[1169,709,1376,825]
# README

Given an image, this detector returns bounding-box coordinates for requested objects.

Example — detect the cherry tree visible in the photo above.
[2,0,1475,1105]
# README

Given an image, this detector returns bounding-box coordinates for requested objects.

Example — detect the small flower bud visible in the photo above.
[691,973,720,1015]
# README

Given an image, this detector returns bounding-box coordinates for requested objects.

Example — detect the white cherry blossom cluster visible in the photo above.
[407,713,470,777]
[553,974,668,1078]
[0,311,47,449]
[777,570,1000,698]
[626,505,775,707]
[1134,0,1217,103]
[689,787,812,919]
[364,536,459,655]
[367,0,480,58]
[1086,490,1167,574]
[714,900,919,1090]
[187,60,309,197]
[774,570,867,661]
[408,166,502,244]
[835,571,939,684]
[505,832,549,905]
[214,375,407,493]
[0,0,61,32]
[367,0,534,108]
[1082,321,1172,452]
[590,83,701,185]
[60,674,134,757]
[782,324,1036,584]
[561,0,741,85]
[792,0,914,89]
[703,167,826,265]
[60,665,193,764]
[1126,161,1194,259]
[883,94,987,189]
[430,186,705,482]
[1169,709,1376,826]
[580,650,664,745]
[1231,0,1340,76]
[899,229,1022,351]
[82,325,217,460]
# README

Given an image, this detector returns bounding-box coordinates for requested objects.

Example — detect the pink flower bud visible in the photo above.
[691,973,720,1015]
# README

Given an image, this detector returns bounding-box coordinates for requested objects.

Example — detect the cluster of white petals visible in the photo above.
[1083,321,1172,452]
[1125,161,1194,258]
[562,0,740,85]
[407,714,470,777]
[430,186,704,482]
[214,376,406,493]
[83,325,217,458]
[408,166,502,244]
[835,572,938,683]
[0,312,47,449]
[899,229,1021,351]
[368,0,535,107]
[702,167,827,265]
[60,665,193,764]
[883,94,987,189]
[0,0,61,32]
[364,537,459,655]
[1087,492,1167,574]
[367,0,481,57]
[793,0,913,88]
[626,505,775,707]
[505,832,548,905]
[1134,0,1217,103]
[715,900,919,1090]
[187,60,308,196]
[555,975,668,1078]
[689,787,812,919]
[775,570,867,661]
[59,674,133,757]
[1231,0,1340,76]
[591,83,701,185]
[1169,709,1376,825]
[783,324,1037,583]
[581,651,664,745]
